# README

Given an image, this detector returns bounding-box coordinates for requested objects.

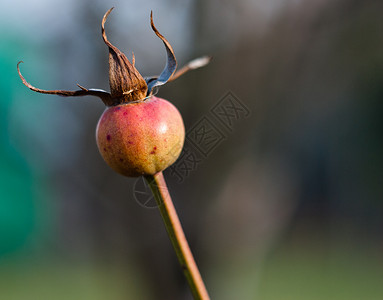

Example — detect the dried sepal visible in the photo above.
[102,7,148,104]
[145,56,212,89]
[17,61,113,104]
[168,56,212,82]
[144,15,211,89]
[145,11,177,94]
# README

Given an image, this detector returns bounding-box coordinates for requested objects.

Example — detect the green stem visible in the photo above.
[145,172,210,300]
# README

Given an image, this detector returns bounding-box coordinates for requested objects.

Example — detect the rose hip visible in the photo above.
[96,96,184,177]
[17,8,209,176]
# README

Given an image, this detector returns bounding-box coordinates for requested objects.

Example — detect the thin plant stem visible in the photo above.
[145,172,210,300]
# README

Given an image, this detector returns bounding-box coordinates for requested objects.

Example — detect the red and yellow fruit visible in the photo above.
[96,96,184,177]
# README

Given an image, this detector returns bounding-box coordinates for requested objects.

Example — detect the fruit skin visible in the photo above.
[96,96,185,177]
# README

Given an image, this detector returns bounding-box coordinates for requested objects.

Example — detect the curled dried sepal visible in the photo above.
[145,11,177,94]
[102,7,148,104]
[17,61,113,105]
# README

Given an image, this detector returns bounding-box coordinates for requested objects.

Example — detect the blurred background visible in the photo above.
[1,0,382,299]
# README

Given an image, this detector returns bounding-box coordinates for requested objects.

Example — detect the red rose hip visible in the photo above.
[96,96,185,177]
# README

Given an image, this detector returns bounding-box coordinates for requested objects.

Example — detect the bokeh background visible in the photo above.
[1,0,383,299]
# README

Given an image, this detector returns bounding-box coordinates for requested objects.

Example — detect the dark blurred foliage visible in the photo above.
[1,0,383,299]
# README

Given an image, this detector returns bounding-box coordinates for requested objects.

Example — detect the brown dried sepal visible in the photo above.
[102,7,148,104]
[17,61,113,105]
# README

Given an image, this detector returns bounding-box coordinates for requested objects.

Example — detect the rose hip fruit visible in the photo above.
[17,8,210,177]
[96,96,185,177]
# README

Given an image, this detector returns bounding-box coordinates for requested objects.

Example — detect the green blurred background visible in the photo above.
[1,0,382,299]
